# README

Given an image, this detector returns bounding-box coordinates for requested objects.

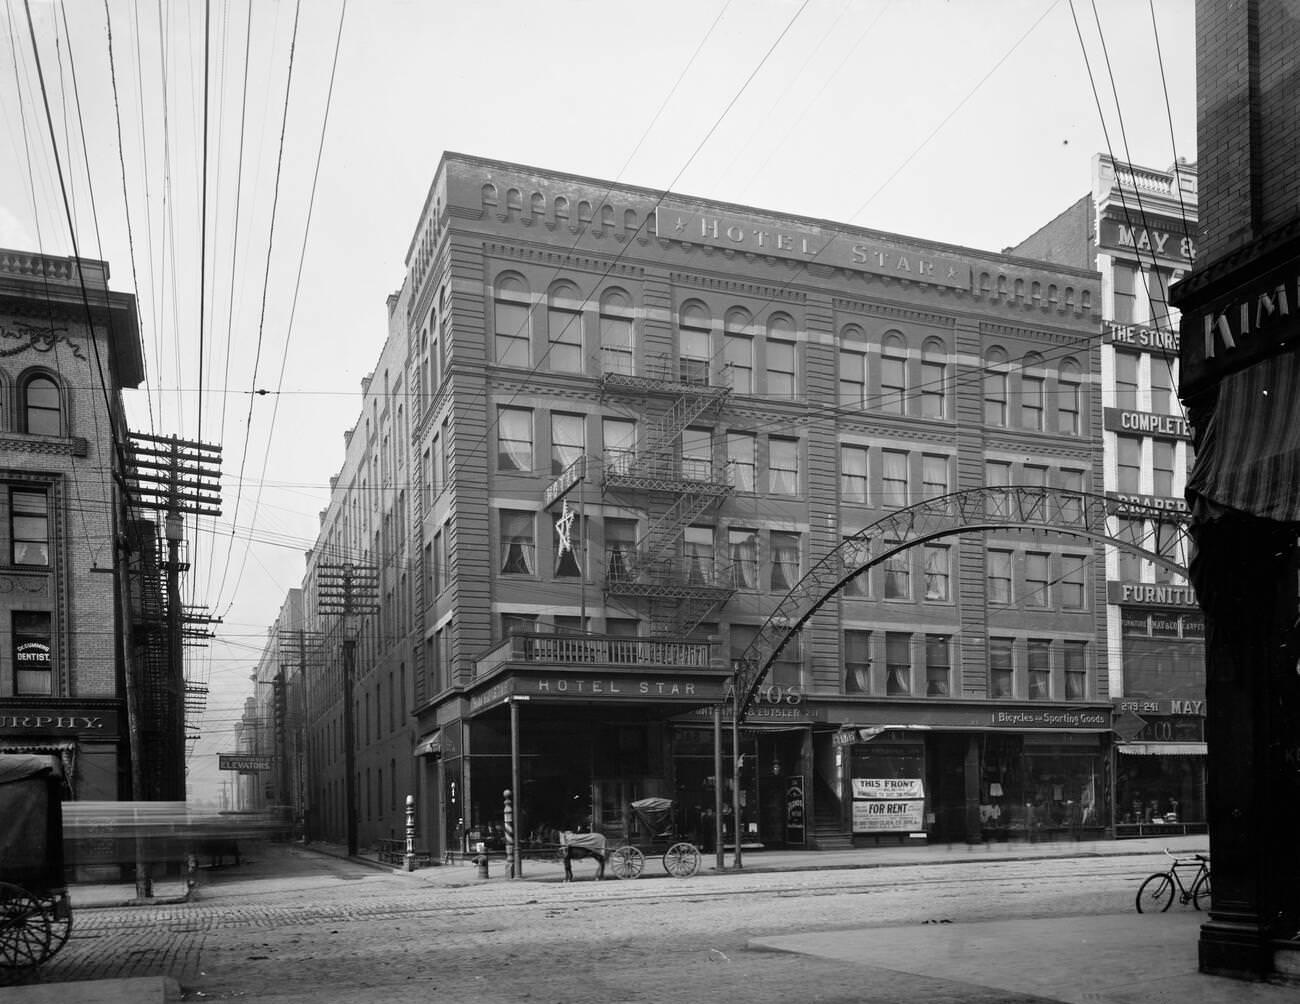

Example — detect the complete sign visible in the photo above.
[218,753,274,772]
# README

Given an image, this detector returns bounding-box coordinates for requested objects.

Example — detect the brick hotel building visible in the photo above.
[283,153,1123,857]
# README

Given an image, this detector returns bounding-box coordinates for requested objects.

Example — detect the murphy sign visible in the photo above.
[1179,254,1300,398]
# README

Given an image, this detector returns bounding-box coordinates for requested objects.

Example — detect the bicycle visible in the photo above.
[1135,848,1211,913]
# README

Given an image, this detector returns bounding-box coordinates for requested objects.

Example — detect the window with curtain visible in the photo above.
[679,304,711,384]
[921,454,949,502]
[682,427,713,481]
[880,334,907,414]
[730,623,758,675]
[493,276,531,367]
[497,408,533,472]
[841,537,871,597]
[984,348,1008,426]
[1021,372,1045,430]
[1059,359,1083,434]
[685,526,715,586]
[770,629,802,688]
[600,290,634,375]
[551,412,585,475]
[985,460,1012,516]
[987,549,1012,604]
[727,432,756,491]
[989,636,1013,698]
[548,283,583,373]
[841,444,869,503]
[768,437,798,494]
[602,418,636,476]
[884,541,910,599]
[923,544,950,601]
[11,488,49,566]
[499,510,536,574]
[604,517,637,583]
[1024,551,1050,607]
[729,529,759,589]
[13,610,52,696]
[1028,639,1051,700]
[1064,641,1088,699]
[840,346,867,408]
[553,512,584,578]
[769,531,800,592]
[925,634,951,696]
[725,310,753,394]
[885,632,911,696]
[882,450,908,507]
[920,340,946,419]
[845,629,872,693]
[1059,468,1085,523]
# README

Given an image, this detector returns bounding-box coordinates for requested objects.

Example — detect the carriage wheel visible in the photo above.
[0,882,52,969]
[663,842,701,878]
[608,845,645,879]
[44,892,72,960]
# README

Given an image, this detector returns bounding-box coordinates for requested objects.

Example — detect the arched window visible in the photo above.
[493,274,531,367]
[984,347,1009,427]
[547,282,583,373]
[880,332,907,415]
[724,309,753,394]
[839,325,868,409]
[1058,358,1083,435]
[1021,353,1046,431]
[599,289,634,375]
[766,314,797,398]
[24,375,62,436]
[679,302,711,385]
[920,338,947,419]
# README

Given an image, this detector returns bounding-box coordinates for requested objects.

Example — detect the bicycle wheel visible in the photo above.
[608,845,644,880]
[1136,872,1174,913]
[1191,871,1212,911]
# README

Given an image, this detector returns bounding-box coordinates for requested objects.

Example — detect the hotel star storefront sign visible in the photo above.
[655,206,970,290]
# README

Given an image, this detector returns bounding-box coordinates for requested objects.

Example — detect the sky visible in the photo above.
[0,0,1197,804]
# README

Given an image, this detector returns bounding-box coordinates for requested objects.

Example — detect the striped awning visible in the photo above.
[1187,350,1300,522]
[1117,742,1207,756]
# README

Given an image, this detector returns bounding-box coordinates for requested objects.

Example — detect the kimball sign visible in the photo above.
[1179,254,1300,397]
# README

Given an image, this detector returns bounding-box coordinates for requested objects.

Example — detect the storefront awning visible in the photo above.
[413,731,441,757]
[1117,742,1207,756]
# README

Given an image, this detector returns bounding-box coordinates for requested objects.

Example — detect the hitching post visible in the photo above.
[503,789,515,879]
[404,794,416,872]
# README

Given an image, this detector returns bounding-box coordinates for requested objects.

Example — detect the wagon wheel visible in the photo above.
[44,892,72,960]
[608,845,645,879]
[0,882,52,970]
[663,842,701,878]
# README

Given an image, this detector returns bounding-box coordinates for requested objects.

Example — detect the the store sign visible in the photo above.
[1106,492,1189,518]
[476,673,726,711]
[988,709,1110,729]
[1098,218,1196,262]
[1116,698,1205,716]
[852,799,925,833]
[0,706,119,735]
[218,754,274,772]
[1108,582,1199,608]
[853,778,924,799]
[1179,253,1300,397]
[1120,609,1203,636]
[1104,321,1181,352]
[655,206,970,290]
[1103,408,1192,440]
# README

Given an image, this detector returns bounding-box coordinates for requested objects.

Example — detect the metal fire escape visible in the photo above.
[600,355,735,636]
[128,518,173,802]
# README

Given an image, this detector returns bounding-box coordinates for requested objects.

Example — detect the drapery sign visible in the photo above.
[852,778,925,833]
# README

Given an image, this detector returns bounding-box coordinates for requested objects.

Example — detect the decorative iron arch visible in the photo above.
[730,486,1191,719]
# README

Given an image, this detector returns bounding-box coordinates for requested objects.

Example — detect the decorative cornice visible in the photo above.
[979,320,1098,350]
[1168,216,1300,307]
[831,296,956,328]
[484,241,644,279]
[668,271,805,302]
[0,433,89,457]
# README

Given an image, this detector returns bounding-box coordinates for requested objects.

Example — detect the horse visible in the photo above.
[560,831,607,881]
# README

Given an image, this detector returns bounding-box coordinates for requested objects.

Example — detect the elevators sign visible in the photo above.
[218,754,274,773]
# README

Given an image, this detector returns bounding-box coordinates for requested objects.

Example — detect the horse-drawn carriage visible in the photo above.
[561,797,702,881]
[0,754,72,971]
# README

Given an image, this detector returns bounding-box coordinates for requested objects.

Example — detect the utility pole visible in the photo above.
[317,563,378,857]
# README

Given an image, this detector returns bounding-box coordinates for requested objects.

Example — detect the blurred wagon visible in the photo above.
[0,754,72,970]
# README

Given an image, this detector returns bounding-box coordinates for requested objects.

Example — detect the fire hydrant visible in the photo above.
[473,841,489,880]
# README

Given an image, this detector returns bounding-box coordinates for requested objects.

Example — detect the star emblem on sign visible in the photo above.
[555,502,575,554]
[675,217,687,232]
